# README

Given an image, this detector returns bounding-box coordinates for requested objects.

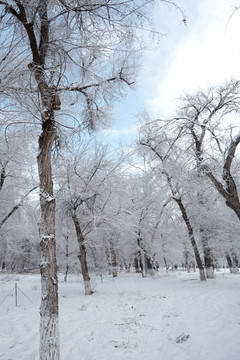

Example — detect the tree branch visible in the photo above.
[0,185,38,230]
[222,133,240,199]
[59,75,134,94]
[1,1,40,64]
[38,0,49,64]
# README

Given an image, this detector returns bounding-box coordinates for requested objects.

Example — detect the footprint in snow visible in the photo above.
[175,334,190,343]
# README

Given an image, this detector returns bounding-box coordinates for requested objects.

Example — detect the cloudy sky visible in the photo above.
[101,0,240,142]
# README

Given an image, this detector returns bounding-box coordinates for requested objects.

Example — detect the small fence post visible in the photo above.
[15,283,18,307]
[0,282,33,307]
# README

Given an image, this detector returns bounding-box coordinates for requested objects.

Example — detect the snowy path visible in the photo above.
[0,270,240,360]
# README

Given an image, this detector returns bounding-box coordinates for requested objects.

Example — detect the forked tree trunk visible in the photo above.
[71,212,93,295]
[37,121,60,360]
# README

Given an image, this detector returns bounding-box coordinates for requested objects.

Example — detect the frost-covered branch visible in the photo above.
[0,185,38,230]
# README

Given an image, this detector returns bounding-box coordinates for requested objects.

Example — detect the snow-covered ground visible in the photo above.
[0,270,240,360]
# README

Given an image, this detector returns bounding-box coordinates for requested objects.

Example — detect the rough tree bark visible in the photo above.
[174,197,206,281]
[37,117,59,360]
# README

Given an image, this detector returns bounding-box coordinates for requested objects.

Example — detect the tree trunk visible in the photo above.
[71,212,93,295]
[37,121,60,360]
[0,237,7,271]
[205,262,215,278]
[226,253,239,274]
[89,246,98,271]
[137,236,145,277]
[144,254,154,276]
[164,256,169,272]
[196,147,215,279]
[201,231,214,279]
[232,252,240,269]
[109,237,117,278]
[174,198,206,281]
[199,268,206,281]
[183,249,189,272]
[134,256,140,273]
[1,259,6,270]
[105,247,112,275]
[64,236,69,282]
[191,261,196,272]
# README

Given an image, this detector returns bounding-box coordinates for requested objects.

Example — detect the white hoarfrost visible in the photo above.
[84,279,92,295]
[40,260,50,268]
[40,314,60,360]
[51,277,57,285]
[41,235,55,240]
[206,266,215,279]
[41,191,55,203]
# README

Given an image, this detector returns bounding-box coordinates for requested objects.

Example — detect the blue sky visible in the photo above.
[99,0,240,145]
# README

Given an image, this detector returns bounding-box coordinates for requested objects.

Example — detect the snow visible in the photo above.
[41,192,55,203]
[0,270,240,360]
[40,235,55,240]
